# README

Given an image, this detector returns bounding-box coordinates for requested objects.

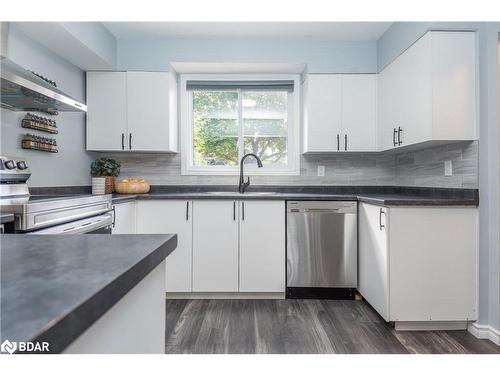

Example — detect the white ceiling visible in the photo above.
[103,22,392,41]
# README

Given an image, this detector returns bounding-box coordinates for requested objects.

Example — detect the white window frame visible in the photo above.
[180,74,300,176]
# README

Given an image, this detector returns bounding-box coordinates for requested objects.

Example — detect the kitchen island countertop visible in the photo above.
[0,233,177,353]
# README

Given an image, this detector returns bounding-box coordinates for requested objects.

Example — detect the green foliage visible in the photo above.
[192,90,288,166]
[91,158,121,177]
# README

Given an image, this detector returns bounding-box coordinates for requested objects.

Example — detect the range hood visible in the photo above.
[1,56,87,113]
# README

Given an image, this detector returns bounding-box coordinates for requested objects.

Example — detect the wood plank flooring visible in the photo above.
[165,299,500,354]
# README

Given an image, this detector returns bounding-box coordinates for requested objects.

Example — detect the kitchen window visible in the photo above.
[180,75,300,175]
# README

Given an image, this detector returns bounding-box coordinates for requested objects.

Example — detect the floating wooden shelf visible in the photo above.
[21,119,58,134]
[22,140,58,153]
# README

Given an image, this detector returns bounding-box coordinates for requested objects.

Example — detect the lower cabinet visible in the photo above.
[136,200,193,292]
[135,199,286,294]
[239,201,285,292]
[358,203,390,321]
[112,202,136,234]
[192,200,239,292]
[359,202,477,324]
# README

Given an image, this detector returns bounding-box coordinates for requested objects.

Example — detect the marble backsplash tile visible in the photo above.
[97,141,478,188]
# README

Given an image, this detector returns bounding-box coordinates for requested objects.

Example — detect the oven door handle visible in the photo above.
[29,212,113,235]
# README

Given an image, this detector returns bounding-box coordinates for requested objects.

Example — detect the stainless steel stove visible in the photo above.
[0,156,112,234]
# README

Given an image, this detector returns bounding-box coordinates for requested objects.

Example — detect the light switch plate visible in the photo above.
[444,160,452,176]
[317,165,325,177]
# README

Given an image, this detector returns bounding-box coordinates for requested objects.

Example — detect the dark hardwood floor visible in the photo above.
[165,299,500,354]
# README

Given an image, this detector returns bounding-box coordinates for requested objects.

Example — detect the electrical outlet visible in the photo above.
[317,165,325,177]
[444,160,452,176]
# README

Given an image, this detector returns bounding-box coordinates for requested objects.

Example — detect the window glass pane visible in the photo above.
[193,91,238,166]
[242,91,288,166]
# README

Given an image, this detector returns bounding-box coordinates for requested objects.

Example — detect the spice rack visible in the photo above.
[21,113,58,134]
[22,134,58,153]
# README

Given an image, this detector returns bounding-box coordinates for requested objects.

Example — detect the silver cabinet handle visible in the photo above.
[379,208,385,231]
[337,134,340,151]
[129,133,132,150]
[398,126,403,146]
[393,128,398,147]
[242,201,245,221]
[344,134,347,151]
[233,201,236,221]
[112,206,116,228]
[121,133,125,150]
[186,201,189,221]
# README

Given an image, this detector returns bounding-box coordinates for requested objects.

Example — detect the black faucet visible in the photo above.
[239,153,263,194]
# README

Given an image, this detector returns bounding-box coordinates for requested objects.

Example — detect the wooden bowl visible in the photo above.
[114,178,150,194]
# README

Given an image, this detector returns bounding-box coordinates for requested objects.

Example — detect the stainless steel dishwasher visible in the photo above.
[286,201,357,299]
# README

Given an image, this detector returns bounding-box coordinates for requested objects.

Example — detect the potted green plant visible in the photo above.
[90,158,121,194]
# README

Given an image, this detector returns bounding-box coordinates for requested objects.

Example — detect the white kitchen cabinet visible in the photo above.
[192,200,239,292]
[341,74,377,152]
[86,72,127,151]
[378,31,477,151]
[303,74,377,153]
[86,71,178,152]
[239,201,285,293]
[358,202,477,327]
[136,200,193,292]
[358,203,389,321]
[126,71,178,152]
[303,74,342,152]
[111,201,136,234]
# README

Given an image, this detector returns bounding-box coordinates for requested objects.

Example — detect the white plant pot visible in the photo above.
[91,177,106,195]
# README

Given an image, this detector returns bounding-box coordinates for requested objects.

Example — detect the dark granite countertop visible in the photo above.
[0,234,177,353]
[1,213,14,224]
[112,190,478,206]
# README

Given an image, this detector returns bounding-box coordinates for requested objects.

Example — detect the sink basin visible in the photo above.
[203,191,276,196]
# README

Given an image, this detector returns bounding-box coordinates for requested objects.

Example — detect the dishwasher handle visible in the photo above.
[290,208,340,213]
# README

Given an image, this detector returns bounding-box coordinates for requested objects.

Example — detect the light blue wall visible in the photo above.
[117,36,377,73]
[60,22,117,68]
[0,25,93,187]
[378,22,500,334]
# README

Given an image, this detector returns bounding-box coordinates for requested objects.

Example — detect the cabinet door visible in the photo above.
[358,203,390,321]
[136,200,193,292]
[86,72,127,151]
[304,74,342,152]
[239,201,285,293]
[341,74,377,151]
[112,202,136,234]
[396,33,432,146]
[126,72,177,152]
[377,62,399,151]
[430,31,477,140]
[192,200,239,292]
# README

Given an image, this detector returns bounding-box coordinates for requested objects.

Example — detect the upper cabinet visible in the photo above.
[378,31,477,151]
[86,71,178,152]
[303,74,377,153]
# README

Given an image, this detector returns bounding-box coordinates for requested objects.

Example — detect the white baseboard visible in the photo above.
[166,292,285,300]
[468,322,500,346]
[394,321,468,331]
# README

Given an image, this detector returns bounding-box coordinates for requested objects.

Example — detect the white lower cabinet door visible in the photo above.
[358,203,390,321]
[239,201,285,293]
[112,202,136,234]
[192,200,239,292]
[136,200,193,292]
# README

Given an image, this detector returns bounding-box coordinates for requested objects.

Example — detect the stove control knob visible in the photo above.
[17,161,28,170]
[4,160,16,169]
